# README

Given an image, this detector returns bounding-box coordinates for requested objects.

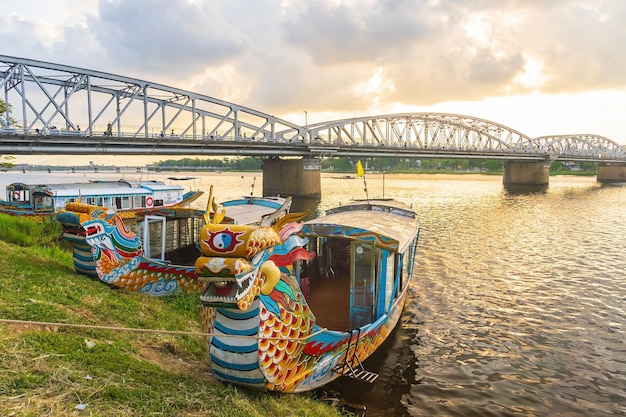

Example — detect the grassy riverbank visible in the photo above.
[0,215,344,416]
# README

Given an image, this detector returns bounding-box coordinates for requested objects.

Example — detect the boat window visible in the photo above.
[401,238,419,290]
[405,240,416,281]
[86,197,96,205]
[120,196,131,210]
[34,195,54,212]
[350,241,377,328]
[384,252,395,308]
[99,197,111,208]
[9,188,22,202]
[143,215,166,260]
[396,254,403,296]
[133,196,143,208]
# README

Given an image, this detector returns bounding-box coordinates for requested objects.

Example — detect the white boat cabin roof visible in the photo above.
[303,199,419,253]
[9,180,184,198]
[221,196,289,225]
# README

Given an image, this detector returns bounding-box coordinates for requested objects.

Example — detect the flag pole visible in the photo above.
[357,160,369,202]
[382,170,385,199]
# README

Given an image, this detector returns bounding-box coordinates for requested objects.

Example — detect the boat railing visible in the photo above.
[325,202,416,218]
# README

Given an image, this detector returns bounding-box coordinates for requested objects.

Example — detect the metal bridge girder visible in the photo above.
[0,55,302,141]
[2,55,626,163]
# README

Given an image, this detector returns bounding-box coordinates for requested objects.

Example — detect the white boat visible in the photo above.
[1,178,203,221]
[195,198,420,392]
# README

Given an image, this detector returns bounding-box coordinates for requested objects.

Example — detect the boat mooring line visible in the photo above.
[0,318,328,341]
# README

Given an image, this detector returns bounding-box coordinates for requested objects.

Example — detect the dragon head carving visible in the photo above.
[195,210,313,311]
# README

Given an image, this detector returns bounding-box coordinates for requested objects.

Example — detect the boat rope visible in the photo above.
[0,318,328,341]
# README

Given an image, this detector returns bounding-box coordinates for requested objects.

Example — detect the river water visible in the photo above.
[1,170,625,416]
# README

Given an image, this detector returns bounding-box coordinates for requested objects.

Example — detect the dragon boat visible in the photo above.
[196,199,420,392]
[56,187,291,296]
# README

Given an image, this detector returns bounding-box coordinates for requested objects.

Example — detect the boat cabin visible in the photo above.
[4,180,187,214]
[298,201,420,331]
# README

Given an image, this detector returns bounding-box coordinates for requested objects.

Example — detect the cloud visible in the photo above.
[87,0,252,80]
[2,0,626,142]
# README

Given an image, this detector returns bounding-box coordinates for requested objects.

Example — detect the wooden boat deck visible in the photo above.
[307,272,351,331]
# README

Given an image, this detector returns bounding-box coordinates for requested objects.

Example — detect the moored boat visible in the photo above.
[56,187,291,296]
[196,198,420,392]
[1,178,203,221]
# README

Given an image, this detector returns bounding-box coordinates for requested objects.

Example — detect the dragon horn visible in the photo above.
[203,185,214,224]
[272,210,309,232]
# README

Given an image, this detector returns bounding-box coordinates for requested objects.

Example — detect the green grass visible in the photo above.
[0,214,63,247]
[0,215,346,416]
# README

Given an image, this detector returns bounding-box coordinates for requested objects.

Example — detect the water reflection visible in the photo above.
[289,196,321,221]
[318,174,626,417]
[503,184,548,195]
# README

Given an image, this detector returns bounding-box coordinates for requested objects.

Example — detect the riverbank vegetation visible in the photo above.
[148,156,596,176]
[13,155,597,176]
[0,214,345,416]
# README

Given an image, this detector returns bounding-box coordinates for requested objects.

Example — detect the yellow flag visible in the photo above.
[356,160,364,177]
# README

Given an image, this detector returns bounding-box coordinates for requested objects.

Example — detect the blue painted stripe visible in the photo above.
[211,337,258,353]
[74,253,94,262]
[222,199,281,209]
[74,257,93,265]
[74,261,94,269]
[210,354,259,371]
[212,368,265,385]
[217,307,259,321]
[214,321,258,336]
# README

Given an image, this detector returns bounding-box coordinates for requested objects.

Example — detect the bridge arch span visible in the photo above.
[534,134,625,160]
[0,55,304,141]
[289,113,537,154]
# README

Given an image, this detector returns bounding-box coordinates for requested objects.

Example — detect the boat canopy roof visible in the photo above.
[302,199,419,253]
[221,196,289,225]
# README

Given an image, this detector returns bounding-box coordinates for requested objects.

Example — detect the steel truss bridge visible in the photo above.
[1,55,626,164]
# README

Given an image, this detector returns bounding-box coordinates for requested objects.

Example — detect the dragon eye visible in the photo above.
[205,228,244,253]
[212,232,232,249]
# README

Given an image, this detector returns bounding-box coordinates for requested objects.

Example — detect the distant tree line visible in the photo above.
[154,156,596,173]
[154,157,262,171]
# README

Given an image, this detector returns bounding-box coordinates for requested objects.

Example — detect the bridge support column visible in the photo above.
[597,163,626,183]
[503,161,549,186]
[262,157,321,198]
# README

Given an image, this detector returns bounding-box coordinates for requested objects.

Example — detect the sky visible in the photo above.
[2,0,626,165]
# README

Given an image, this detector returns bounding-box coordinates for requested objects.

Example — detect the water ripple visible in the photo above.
[327,177,626,416]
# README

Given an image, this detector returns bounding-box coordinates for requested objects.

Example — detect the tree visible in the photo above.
[0,98,17,127]
[0,99,16,171]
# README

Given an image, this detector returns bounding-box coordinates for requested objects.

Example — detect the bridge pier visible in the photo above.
[597,163,626,183]
[262,157,321,198]
[503,161,550,187]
